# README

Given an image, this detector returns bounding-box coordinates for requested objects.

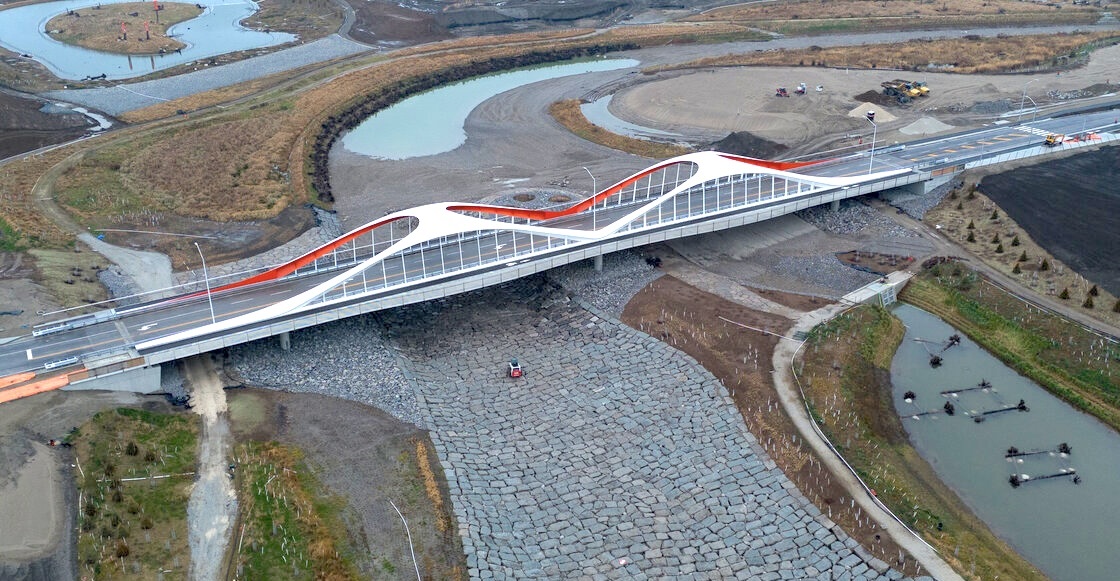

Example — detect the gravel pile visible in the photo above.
[797,199,914,238]
[227,316,422,426]
[547,250,662,316]
[769,253,880,297]
[45,35,370,115]
[970,99,1014,114]
[160,363,188,404]
[97,267,141,305]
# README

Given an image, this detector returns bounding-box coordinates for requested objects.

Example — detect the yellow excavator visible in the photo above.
[1044,134,1065,147]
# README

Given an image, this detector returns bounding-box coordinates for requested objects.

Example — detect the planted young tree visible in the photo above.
[1040,259,1051,271]
[1083,295,1094,309]
[126,441,139,456]
[967,219,975,230]
[956,201,964,210]
[1012,263,1022,274]
[1089,284,1099,297]
[991,233,1000,244]
[1011,235,1020,246]
[1060,287,1071,300]
[990,209,999,220]
[966,231,976,243]
[1113,299,1120,313]
[995,243,1005,253]
[1018,251,1028,262]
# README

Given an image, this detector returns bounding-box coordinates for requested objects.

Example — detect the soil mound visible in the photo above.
[900,117,954,135]
[709,131,789,159]
[852,90,897,108]
[848,102,896,123]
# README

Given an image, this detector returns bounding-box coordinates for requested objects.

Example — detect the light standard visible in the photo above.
[194,242,216,325]
[1018,78,1038,122]
[582,166,597,230]
[864,111,877,175]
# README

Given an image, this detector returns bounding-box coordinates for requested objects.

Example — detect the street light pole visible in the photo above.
[194,242,216,325]
[1018,78,1037,122]
[864,111,877,175]
[582,166,597,230]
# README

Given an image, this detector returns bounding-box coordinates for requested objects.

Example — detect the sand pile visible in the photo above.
[900,117,955,135]
[848,102,896,122]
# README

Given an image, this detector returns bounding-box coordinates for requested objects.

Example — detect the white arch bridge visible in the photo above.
[1,109,1117,397]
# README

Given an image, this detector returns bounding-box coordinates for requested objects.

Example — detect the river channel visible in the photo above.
[339,58,639,160]
[0,0,293,80]
[891,303,1120,581]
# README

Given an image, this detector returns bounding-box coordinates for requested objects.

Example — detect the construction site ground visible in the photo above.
[3,16,1120,581]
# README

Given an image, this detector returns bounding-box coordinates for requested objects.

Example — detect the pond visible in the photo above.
[0,0,294,80]
[580,94,682,141]
[891,303,1120,581]
[339,58,639,160]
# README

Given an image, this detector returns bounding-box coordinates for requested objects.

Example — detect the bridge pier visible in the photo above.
[278,331,291,351]
[830,200,840,212]
[593,254,603,272]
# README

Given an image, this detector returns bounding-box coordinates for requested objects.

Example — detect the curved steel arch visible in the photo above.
[142,151,907,349]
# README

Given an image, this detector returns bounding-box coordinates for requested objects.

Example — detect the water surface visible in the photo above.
[891,303,1120,581]
[0,0,294,80]
[340,59,639,160]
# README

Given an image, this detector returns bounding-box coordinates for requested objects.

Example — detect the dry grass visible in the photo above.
[658,31,1120,74]
[0,149,76,248]
[925,180,1120,328]
[414,439,451,534]
[44,3,200,55]
[689,0,1100,34]
[549,99,692,159]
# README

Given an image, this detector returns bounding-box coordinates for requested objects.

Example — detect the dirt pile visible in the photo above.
[708,131,789,159]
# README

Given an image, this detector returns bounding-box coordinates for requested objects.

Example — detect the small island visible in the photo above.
[44,2,203,56]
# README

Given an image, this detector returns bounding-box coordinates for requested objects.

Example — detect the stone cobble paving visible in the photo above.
[375,279,923,580]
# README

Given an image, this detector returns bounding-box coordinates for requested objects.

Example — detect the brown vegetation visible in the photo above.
[44,3,200,55]
[688,0,1100,34]
[659,32,1120,74]
[548,99,692,159]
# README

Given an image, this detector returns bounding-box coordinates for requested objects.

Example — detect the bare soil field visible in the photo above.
[343,0,453,47]
[978,146,1120,297]
[612,40,1120,151]
[225,387,466,580]
[0,91,93,160]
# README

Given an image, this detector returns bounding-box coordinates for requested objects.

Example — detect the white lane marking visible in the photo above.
[231,298,255,305]
[26,348,33,360]
[269,289,293,296]
[140,323,158,331]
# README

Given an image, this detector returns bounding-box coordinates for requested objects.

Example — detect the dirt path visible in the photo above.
[29,147,174,297]
[183,355,236,581]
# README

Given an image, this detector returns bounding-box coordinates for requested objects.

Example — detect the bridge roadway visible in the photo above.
[1,106,1117,382]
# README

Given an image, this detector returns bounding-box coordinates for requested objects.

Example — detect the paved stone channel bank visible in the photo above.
[229,262,924,579]
[380,279,920,580]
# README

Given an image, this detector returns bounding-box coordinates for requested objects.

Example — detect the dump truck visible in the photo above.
[1044,134,1065,147]
[880,81,917,103]
[911,80,931,96]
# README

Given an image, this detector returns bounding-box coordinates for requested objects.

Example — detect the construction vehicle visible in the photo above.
[911,80,931,96]
[775,87,789,97]
[880,81,914,103]
[508,357,522,378]
[794,82,807,95]
[1044,134,1065,147]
